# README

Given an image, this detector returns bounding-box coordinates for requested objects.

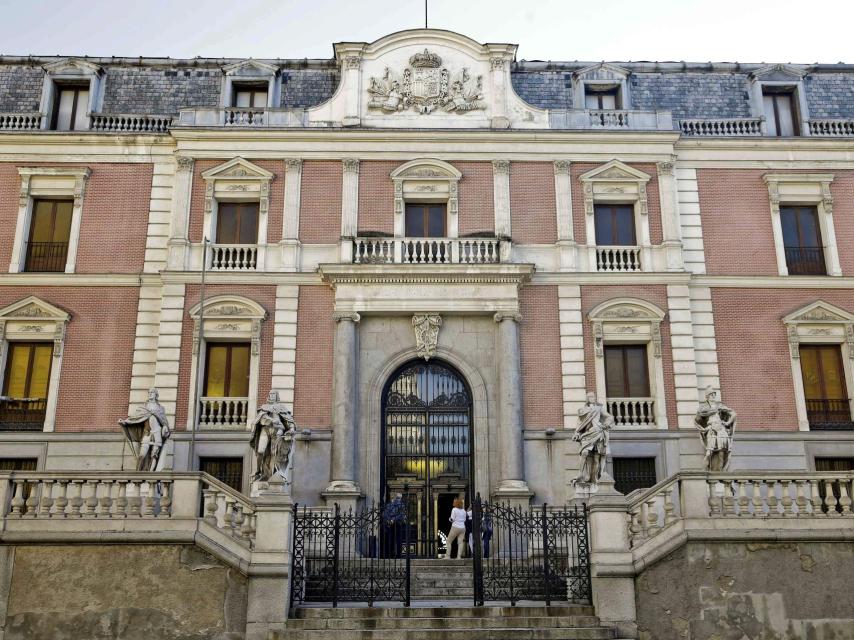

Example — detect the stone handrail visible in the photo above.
[627,474,682,546]
[352,237,502,264]
[596,246,641,272]
[549,109,673,131]
[589,109,631,128]
[198,396,249,428]
[607,397,655,427]
[210,243,258,270]
[89,113,173,133]
[808,119,854,137]
[0,112,43,130]
[201,473,257,547]
[679,117,763,136]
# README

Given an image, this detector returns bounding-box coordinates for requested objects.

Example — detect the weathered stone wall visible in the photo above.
[0,544,247,640]
[631,73,753,120]
[0,65,43,113]
[636,541,854,640]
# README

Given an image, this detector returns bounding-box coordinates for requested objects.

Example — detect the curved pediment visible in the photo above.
[391,159,462,181]
[189,295,267,320]
[589,298,665,322]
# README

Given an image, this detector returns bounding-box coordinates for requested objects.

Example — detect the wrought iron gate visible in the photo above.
[471,495,592,606]
[290,502,411,607]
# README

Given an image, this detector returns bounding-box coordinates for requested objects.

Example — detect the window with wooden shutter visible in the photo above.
[800,344,852,429]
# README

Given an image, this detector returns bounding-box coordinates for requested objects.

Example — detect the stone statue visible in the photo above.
[119,388,171,471]
[695,386,736,471]
[572,391,614,490]
[249,390,297,484]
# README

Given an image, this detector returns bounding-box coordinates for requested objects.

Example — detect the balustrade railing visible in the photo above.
[224,108,265,126]
[89,113,173,133]
[679,118,763,137]
[198,397,249,429]
[628,475,681,545]
[707,474,854,518]
[0,397,46,430]
[808,119,854,137]
[596,246,641,272]
[806,398,853,430]
[589,110,630,128]
[0,112,42,131]
[24,241,68,272]
[201,474,256,547]
[352,237,502,265]
[607,397,655,427]
[210,244,258,270]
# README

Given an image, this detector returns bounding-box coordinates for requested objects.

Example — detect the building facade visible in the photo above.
[1,28,854,540]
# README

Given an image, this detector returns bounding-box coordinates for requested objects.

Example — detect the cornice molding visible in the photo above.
[318,263,535,286]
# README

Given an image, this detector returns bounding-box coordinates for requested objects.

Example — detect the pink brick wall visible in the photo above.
[711,288,854,430]
[580,285,678,428]
[188,159,285,244]
[0,286,139,432]
[0,162,153,273]
[293,285,334,428]
[358,161,396,236]
[175,285,276,429]
[570,163,663,245]
[299,161,342,244]
[457,162,494,236]
[519,285,563,428]
[510,162,557,244]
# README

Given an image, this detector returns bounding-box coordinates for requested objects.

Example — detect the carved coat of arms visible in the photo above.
[412,314,443,360]
[368,49,484,115]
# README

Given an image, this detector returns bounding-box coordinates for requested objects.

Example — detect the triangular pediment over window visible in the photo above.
[783,300,854,325]
[0,296,70,322]
[580,160,650,184]
[573,62,631,82]
[42,58,102,76]
[222,59,279,77]
[201,157,274,181]
[750,63,807,82]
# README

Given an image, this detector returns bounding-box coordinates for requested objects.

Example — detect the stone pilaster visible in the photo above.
[492,160,512,238]
[166,156,193,271]
[667,284,700,429]
[553,160,577,271]
[272,286,299,405]
[324,311,362,508]
[281,158,302,271]
[493,311,531,501]
[340,158,359,262]
[656,157,684,272]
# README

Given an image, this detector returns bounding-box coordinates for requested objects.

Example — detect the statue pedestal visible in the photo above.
[250,477,290,499]
[569,471,617,504]
[492,479,533,509]
[322,480,363,513]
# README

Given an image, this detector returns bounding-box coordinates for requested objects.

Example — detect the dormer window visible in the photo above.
[232,83,268,109]
[52,84,90,131]
[39,59,103,131]
[749,65,809,137]
[762,86,799,137]
[584,85,621,110]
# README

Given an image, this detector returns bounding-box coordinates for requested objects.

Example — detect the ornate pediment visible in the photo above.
[580,160,651,184]
[0,296,70,322]
[573,62,631,81]
[391,159,462,181]
[42,58,102,76]
[750,63,807,81]
[367,48,484,115]
[223,59,278,77]
[201,157,274,181]
[783,301,854,325]
[190,295,267,320]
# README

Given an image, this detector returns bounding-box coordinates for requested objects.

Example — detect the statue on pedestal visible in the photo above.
[249,390,297,484]
[572,391,614,492]
[695,387,736,471]
[119,388,171,471]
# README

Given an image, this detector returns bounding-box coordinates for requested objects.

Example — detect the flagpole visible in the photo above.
[424,0,428,28]
[189,237,209,471]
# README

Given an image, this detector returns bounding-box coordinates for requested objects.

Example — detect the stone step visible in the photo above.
[287,615,603,630]
[280,628,615,640]
[293,605,596,619]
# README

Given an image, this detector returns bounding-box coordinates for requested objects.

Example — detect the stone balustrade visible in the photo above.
[198,396,249,429]
[0,112,43,131]
[596,246,642,272]
[589,109,631,128]
[808,119,854,137]
[223,107,265,126]
[607,397,655,427]
[210,243,258,270]
[627,475,682,546]
[549,109,673,131]
[89,113,173,133]
[352,237,502,265]
[201,474,257,547]
[679,117,763,136]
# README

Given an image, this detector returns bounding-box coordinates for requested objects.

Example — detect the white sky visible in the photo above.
[1,0,852,64]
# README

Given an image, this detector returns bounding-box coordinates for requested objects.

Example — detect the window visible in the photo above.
[781,206,825,275]
[613,457,657,495]
[204,343,250,398]
[24,200,72,273]
[585,86,620,110]
[594,204,636,246]
[815,458,854,472]
[800,345,852,430]
[216,202,259,245]
[233,84,267,108]
[51,84,90,131]
[200,457,244,492]
[763,88,798,137]
[605,345,650,398]
[405,204,447,238]
[0,342,52,431]
[0,458,37,471]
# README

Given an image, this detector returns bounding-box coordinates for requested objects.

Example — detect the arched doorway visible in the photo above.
[381,359,473,558]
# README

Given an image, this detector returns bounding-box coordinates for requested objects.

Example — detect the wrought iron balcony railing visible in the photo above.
[23,241,68,273]
[784,246,826,276]
[0,397,46,431]
[807,399,853,430]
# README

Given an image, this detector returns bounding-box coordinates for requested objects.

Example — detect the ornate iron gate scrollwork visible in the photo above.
[471,495,592,606]
[291,502,411,607]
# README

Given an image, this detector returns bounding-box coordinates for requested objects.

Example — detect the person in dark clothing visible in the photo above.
[481,512,493,558]
[383,493,406,558]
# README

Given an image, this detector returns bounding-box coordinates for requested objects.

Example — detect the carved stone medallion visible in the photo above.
[367,49,484,115]
[412,314,443,360]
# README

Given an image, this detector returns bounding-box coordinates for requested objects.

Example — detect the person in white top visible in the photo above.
[445,497,468,559]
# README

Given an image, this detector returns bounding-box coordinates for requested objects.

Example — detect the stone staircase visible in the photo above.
[285,604,616,640]
[410,558,474,599]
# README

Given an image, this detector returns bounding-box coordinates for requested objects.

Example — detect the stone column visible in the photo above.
[166,156,194,270]
[324,311,362,508]
[493,311,532,501]
[281,158,302,271]
[492,160,512,238]
[656,157,684,272]
[340,158,359,262]
[554,160,578,271]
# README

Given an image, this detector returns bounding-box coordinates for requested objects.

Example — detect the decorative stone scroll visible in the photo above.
[412,314,442,360]
[367,49,484,115]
